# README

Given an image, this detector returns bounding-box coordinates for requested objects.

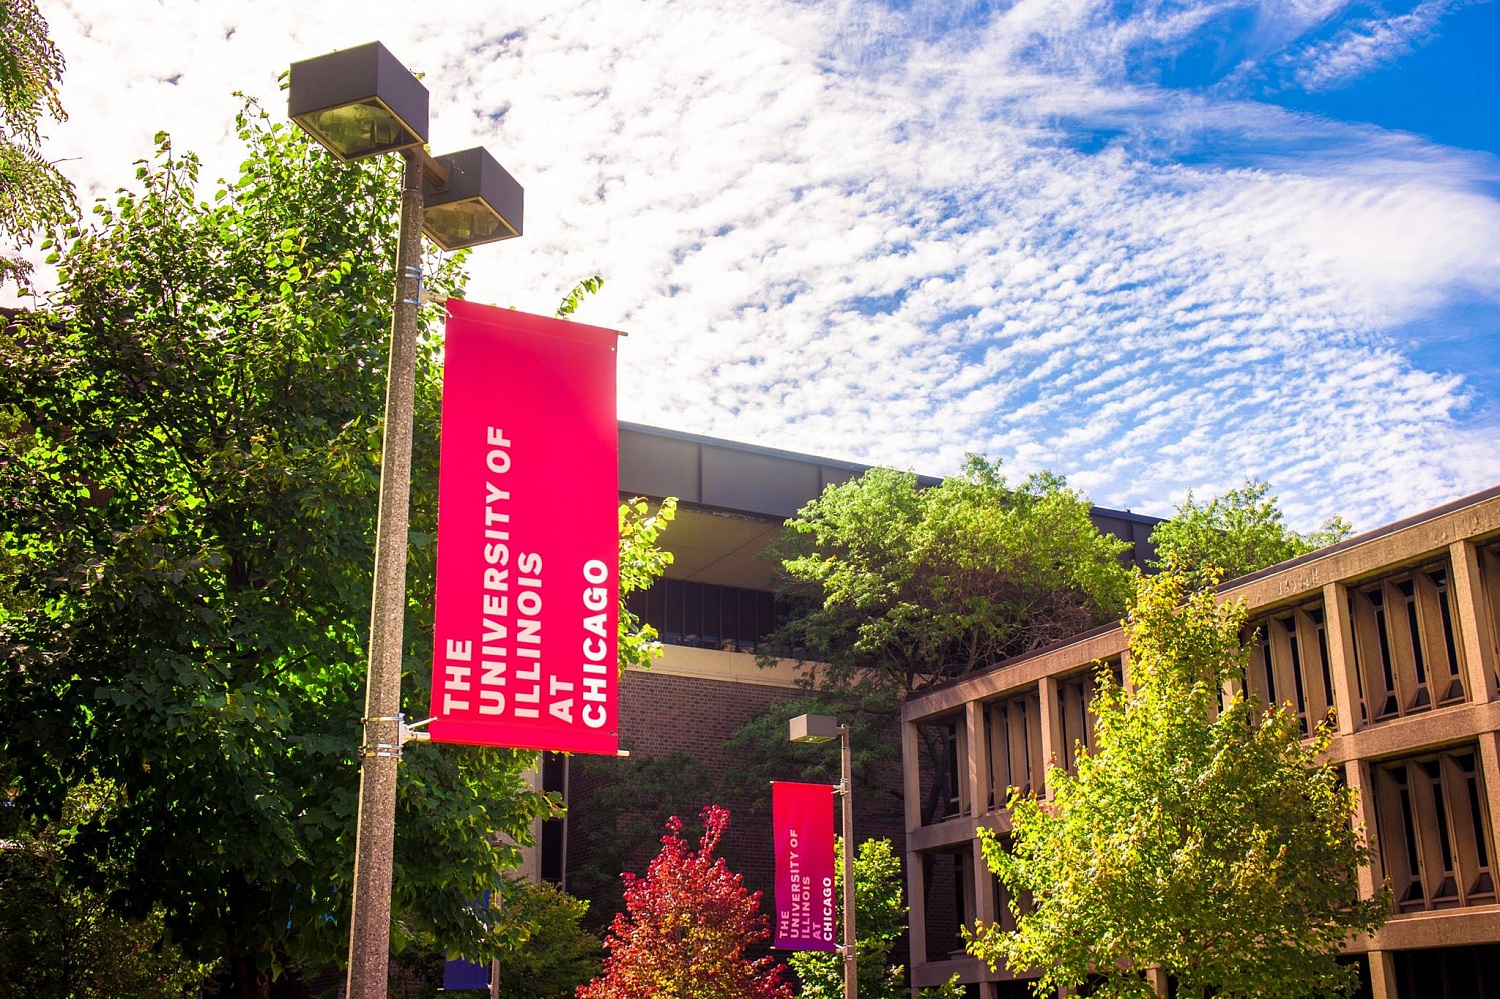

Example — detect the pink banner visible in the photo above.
[772,781,837,951]
[428,299,620,755]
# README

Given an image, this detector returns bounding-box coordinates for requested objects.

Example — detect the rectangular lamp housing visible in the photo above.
[789,714,840,743]
[289,41,429,161]
[423,147,525,250]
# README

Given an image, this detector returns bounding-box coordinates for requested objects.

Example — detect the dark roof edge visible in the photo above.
[619,421,942,485]
[618,422,1160,525]
[1216,481,1500,593]
[1090,507,1161,526]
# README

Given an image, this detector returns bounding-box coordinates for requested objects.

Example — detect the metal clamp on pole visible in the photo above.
[400,262,424,307]
[359,715,403,759]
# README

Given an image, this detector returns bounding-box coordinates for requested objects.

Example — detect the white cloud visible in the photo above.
[7,0,1500,533]
[1285,0,1465,92]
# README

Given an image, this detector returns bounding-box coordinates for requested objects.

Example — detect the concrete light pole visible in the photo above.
[790,713,858,999]
[341,147,424,999]
[286,41,523,999]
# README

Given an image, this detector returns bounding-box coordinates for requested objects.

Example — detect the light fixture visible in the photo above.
[423,147,525,250]
[789,713,840,744]
[289,42,428,161]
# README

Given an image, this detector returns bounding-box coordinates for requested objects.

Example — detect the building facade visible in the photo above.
[537,424,1159,931]
[900,486,1500,999]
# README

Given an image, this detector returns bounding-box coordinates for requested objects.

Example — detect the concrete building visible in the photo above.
[532,423,1160,924]
[899,485,1500,999]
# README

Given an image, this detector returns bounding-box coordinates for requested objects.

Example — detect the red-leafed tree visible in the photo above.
[577,805,792,999]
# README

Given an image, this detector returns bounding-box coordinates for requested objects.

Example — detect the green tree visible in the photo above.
[566,752,718,929]
[616,496,676,674]
[756,457,1131,825]
[394,877,601,999]
[773,458,1132,695]
[0,782,216,999]
[554,273,604,319]
[718,691,907,844]
[0,102,670,997]
[789,837,961,999]
[0,0,75,286]
[488,878,602,999]
[967,569,1388,999]
[1148,479,1352,588]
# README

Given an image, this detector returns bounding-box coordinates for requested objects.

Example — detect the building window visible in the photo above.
[1373,747,1495,913]
[1057,663,1116,772]
[984,837,1032,939]
[1479,544,1500,694]
[984,690,1043,809]
[946,719,964,818]
[1394,944,1500,999]
[1245,603,1335,735]
[918,718,967,824]
[540,751,567,885]
[627,579,792,653]
[920,848,974,962]
[1349,562,1466,724]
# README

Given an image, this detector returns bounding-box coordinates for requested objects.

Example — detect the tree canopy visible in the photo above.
[743,457,1132,826]
[484,877,602,999]
[771,456,1132,694]
[578,806,792,999]
[0,780,216,999]
[0,0,74,286]
[967,569,1388,999]
[0,102,666,997]
[1147,479,1351,588]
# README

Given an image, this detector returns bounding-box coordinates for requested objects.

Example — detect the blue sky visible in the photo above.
[13,0,1500,531]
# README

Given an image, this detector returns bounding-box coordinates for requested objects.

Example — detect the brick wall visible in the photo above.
[566,667,910,957]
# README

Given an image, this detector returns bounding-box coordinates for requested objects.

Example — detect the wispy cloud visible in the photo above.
[11,0,1500,532]
[1284,0,1467,91]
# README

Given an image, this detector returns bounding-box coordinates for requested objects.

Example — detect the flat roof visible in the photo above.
[619,422,1160,574]
[619,420,935,521]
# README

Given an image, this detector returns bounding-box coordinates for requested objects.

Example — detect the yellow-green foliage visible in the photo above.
[968,569,1388,999]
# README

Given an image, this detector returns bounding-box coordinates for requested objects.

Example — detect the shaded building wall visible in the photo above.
[901,485,1500,999]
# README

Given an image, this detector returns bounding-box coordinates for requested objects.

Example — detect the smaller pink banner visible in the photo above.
[772,781,837,951]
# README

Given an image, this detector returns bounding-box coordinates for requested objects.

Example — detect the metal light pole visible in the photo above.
[287,41,524,999]
[790,714,858,999]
